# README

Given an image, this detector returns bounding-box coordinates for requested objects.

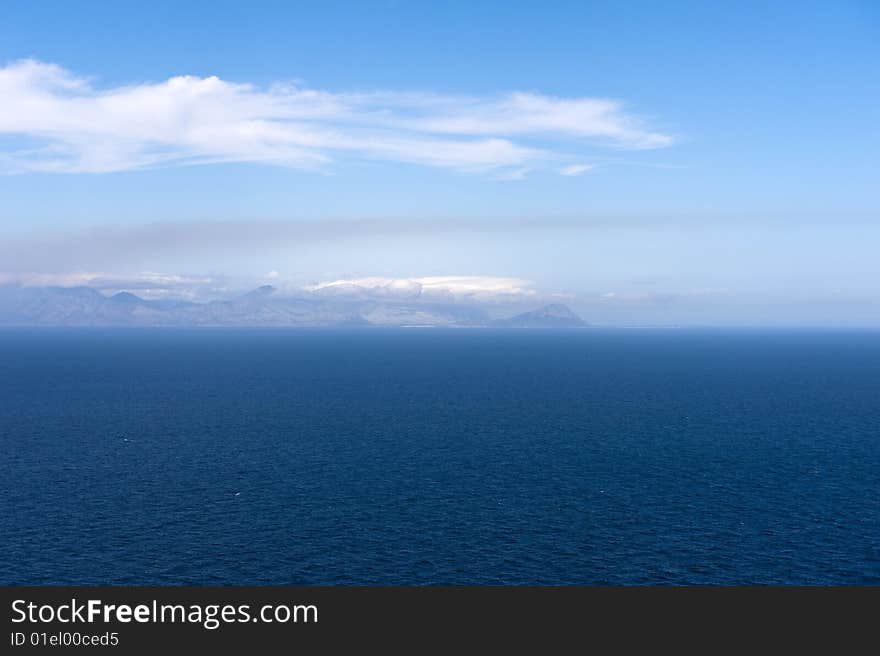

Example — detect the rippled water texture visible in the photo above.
[2,328,879,584]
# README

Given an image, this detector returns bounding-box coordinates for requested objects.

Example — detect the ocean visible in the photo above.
[1,328,878,585]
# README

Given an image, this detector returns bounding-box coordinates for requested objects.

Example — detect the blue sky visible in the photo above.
[1,1,878,324]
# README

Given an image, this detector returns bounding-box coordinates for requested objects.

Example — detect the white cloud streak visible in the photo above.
[305,275,535,301]
[559,163,595,176]
[0,59,673,174]
[0,270,227,300]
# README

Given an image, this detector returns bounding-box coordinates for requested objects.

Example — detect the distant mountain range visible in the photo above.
[0,285,588,328]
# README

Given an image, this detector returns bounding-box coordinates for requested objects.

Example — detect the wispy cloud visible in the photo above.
[0,270,229,300]
[494,167,530,181]
[0,59,673,175]
[559,163,594,177]
[0,271,102,287]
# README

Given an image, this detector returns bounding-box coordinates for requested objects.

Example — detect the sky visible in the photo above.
[1,1,878,325]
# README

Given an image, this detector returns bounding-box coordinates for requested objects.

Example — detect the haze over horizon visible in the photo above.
[2,1,878,326]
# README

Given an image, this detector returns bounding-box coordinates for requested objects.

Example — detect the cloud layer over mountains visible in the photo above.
[0,282,585,328]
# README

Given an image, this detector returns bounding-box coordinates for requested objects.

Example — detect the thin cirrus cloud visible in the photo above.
[0,59,674,175]
[559,163,595,177]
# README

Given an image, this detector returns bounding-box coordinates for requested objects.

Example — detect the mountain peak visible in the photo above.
[237,285,277,301]
[110,291,146,304]
[499,304,587,328]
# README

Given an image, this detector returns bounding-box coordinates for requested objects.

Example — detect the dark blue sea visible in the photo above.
[1,328,879,585]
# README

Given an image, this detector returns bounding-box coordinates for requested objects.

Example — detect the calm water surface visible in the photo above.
[1,328,878,584]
